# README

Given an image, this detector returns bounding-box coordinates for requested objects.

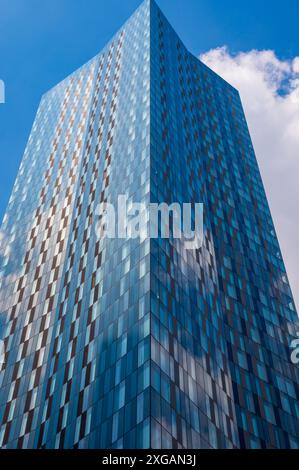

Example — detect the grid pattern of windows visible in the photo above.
[0,0,150,449]
[0,0,298,449]
[149,0,299,449]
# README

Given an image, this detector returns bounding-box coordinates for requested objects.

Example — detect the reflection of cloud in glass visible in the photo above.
[0,340,5,366]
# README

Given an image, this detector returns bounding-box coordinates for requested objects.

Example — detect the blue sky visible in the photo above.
[0,0,299,220]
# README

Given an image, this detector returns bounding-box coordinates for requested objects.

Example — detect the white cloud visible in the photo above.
[200,47,299,310]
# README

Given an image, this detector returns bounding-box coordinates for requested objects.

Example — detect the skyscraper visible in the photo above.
[0,0,298,449]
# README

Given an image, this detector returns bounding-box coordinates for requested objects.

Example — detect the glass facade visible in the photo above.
[0,0,298,449]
